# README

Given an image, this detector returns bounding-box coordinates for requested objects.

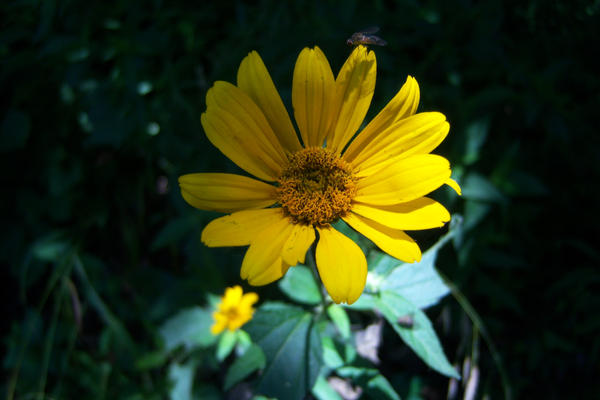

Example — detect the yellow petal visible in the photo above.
[237,51,302,153]
[247,258,292,286]
[211,318,227,335]
[202,81,288,181]
[315,226,367,304]
[327,45,376,154]
[343,76,419,161]
[351,198,451,230]
[446,177,462,195]
[350,112,449,175]
[201,208,285,247]
[241,216,294,285]
[223,285,243,308]
[292,47,336,147]
[282,224,316,265]
[343,213,421,263]
[355,154,451,205]
[179,173,276,213]
[240,292,259,309]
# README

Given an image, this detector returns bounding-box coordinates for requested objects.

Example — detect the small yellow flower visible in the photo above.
[180,46,460,305]
[211,285,258,335]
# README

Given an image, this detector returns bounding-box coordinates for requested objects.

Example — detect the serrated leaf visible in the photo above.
[278,265,321,305]
[378,250,450,309]
[377,291,459,379]
[327,304,350,339]
[159,307,216,352]
[216,330,237,361]
[224,344,266,390]
[245,302,322,400]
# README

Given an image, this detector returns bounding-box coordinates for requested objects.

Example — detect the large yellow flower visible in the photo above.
[211,285,258,334]
[180,45,460,305]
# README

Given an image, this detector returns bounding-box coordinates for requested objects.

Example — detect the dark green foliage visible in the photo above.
[2,0,599,398]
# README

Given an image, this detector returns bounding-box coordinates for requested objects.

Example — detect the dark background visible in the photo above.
[2,0,599,398]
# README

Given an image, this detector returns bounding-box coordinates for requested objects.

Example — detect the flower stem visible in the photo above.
[306,245,328,312]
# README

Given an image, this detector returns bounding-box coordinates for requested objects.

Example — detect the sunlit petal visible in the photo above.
[350,112,449,174]
[327,45,376,154]
[343,76,420,161]
[241,216,294,285]
[282,224,316,265]
[203,81,288,181]
[355,154,451,205]
[238,51,302,152]
[201,208,285,247]
[315,226,367,304]
[351,198,451,230]
[179,173,276,213]
[247,258,292,286]
[343,213,421,262]
[292,47,336,147]
[446,177,462,195]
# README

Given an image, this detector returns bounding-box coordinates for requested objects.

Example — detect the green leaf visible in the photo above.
[321,335,344,369]
[327,304,351,339]
[31,232,70,262]
[245,302,322,400]
[236,329,252,354]
[151,216,197,251]
[224,344,266,390]
[336,367,400,400]
[461,173,506,203]
[344,292,378,311]
[135,350,167,370]
[377,291,459,379]
[168,361,195,400]
[463,118,490,165]
[366,374,401,400]
[159,307,217,352]
[311,375,343,400]
[278,265,321,305]
[378,250,450,309]
[216,330,238,361]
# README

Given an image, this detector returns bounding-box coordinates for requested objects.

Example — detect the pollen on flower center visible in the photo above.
[277,147,357,227]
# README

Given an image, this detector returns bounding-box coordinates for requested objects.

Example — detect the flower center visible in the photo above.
[224,307,239,320]
[277,147,357,227]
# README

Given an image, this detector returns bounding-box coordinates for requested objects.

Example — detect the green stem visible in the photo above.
[306,246,328,312]
[73,255,135,350]
[36,281,64,400]
[438,270,512,400]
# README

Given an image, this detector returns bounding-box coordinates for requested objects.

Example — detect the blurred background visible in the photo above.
[2,0,599,398]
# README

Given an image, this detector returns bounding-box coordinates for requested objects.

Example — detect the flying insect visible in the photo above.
[346,26,388,47]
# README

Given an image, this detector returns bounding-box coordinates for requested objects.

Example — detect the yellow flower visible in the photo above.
[180,46,460,305]
[211,285,258,335]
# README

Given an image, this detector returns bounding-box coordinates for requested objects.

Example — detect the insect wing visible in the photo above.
[362,35,387,46]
